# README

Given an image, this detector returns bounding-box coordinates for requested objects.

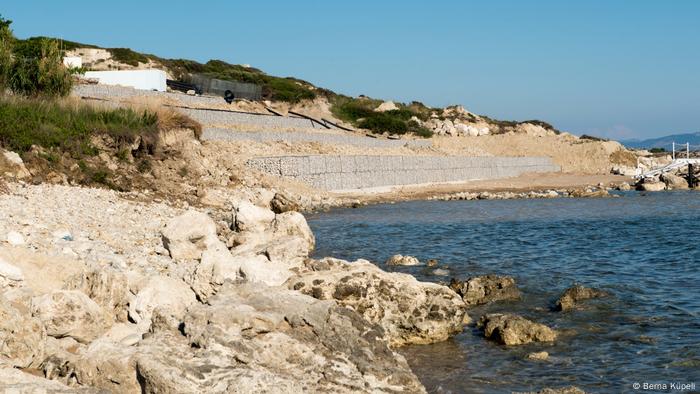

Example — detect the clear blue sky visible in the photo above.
[4,1,699,139]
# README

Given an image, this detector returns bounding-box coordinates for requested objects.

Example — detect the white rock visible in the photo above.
[52,229,73,241]
[128,275,197,329]
[31,290,106,344]
[374,101,398,112]
[190,244,243,301]
[0,257,24,283]
[385,254,421,266]
[239,254,292,286]
[5,231,25,246]
[161,210,219,260]
[233,200,276,233]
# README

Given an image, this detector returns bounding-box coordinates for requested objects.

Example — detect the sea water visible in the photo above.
[307,191,700,393]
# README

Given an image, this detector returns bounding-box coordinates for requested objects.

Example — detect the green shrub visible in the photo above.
[330,96,433,137]
[107,48,148,67]
[649,147,666,153]
[0,96,158,155]
[9,37,72,97]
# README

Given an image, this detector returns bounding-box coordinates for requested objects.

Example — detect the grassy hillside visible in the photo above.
[14,35,560,138]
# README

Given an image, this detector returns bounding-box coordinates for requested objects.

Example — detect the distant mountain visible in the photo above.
[621,132,700,150]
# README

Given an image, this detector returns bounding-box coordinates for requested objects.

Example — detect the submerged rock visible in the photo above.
[478,313,557,345]
[287,258,466,346]
[555,285,608,311]
[529,387,586,394]
[526,351,550,361]
[385,254,421,266]
[637,180,665,192]
[450,275,521,306]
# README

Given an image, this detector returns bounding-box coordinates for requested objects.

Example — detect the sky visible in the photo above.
[3,0,699,139]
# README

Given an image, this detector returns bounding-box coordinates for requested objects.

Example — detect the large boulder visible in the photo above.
[31,290,106,344]
[190,245,243,301]
[134,283,425,393]
[233,200,276,233]
[270,192,300,214]
[555,285,608,312]
[0,294,46,368]
[128,275,197,329]
[450,275,521,306]
[374,101,399,112]
[287,258,467,346]
[239,254,293,287]
[478,313,557,345]
[65,266,130,323]
[660,172,689,190]
[637,180,666,192]
[161,210,220,260]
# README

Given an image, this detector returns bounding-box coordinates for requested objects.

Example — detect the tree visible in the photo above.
[10,38,72,97]
[0,15,13,90]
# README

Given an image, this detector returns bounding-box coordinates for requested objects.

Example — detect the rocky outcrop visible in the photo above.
[31,290,107,344]
[555,285,608,311]
[161,210,220,260]
[0,294,46,368]
[270,192,300,213]
[449,275,521,306]
[636,179,666,192]
[128,275,197,330]
[287,258,466,346]
[65,266,130,323]
[478,313,557,345]
[660,172,689,190]
[137,283,425,393]
[375,101,399,112]
[0,367,93,393]
[385,254,420,266]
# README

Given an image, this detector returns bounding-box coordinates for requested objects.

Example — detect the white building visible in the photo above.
[82,69,167,92]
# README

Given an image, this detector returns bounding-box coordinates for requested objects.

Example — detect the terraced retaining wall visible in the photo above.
[247,155,560,190]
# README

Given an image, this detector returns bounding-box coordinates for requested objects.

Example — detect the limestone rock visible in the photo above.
[616,182,631,191]
[478,313,557,345]
[287,258,466,346]
[233,200,276,233]
[0,367,92,393]
[239,254,292,286]
[65,266,130,323]
[374,101,398,112]
[450,275,521,306]
[555,285,608,312]
[0,295,46,368]
[128,275,196,329]
[31,290,106,344]
[527,351,550,361]
[385,254,421,266]
[270,192,300,213]
[0,256,24,289]
[190,245,243,301]
[161,210,219,260]
[637,180,666,192]
[660,172,689,190]
[135,283,425,393]
[0,149,31,179]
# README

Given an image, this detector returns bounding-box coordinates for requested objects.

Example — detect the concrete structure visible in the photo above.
[247,155,560,191]
[82,70,167,92]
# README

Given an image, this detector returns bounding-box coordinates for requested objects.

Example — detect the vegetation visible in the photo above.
[160,58,316,103]
[330,96,433,137]
[0,17,73,97]
[108,47,149,67]
[649,147,666,153]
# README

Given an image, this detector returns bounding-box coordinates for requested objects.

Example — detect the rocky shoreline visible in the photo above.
[0,179,612,393]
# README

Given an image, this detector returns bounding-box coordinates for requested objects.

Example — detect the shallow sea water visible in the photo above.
[307,191,700,393]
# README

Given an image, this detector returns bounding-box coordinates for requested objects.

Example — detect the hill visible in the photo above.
[14,36,561,138]
[621,131,700,151]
